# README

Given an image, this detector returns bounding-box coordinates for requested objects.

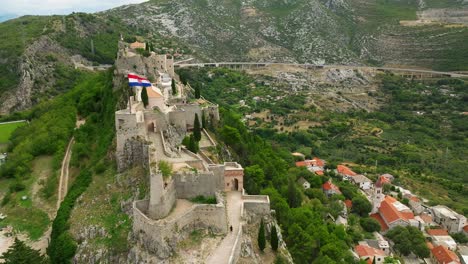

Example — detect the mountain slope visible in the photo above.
[1,0,468,114]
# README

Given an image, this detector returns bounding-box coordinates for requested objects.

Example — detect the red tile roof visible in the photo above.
[315,170,324,176]
[409,196,421,202]
[431,245,460,264]
[312,157,325,167]
[355,244,386,259]
[295,160,312,167]
[463,225,468,233]
[371,213,389,231]
[427,229,449,236]
[337,164,357,176]
[378,196,414,225]
[295,157,325,168]
[420,213,433,224]
[344,199,353,208]
[322,181,341,193]
[376,175,391,188]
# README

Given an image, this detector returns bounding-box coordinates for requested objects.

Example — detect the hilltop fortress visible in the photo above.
[114,42,273,263]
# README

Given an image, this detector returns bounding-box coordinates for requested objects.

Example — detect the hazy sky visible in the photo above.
[0,0,147,17]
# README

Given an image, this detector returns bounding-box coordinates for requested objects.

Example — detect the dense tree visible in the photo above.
[351,196,372,216]
[194,114,201,141]
[451,232,468,243]
[386,226,429,258]
[0,238,48,264]
[258,219,266,251]
[244,165,265,195]
[271,225,279,251]
[171,79,176,95]
[141,87,149,107]
[287,177,302,208]
[360,217,381,232]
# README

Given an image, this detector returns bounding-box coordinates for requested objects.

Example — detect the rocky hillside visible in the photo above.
[1,0,468,114]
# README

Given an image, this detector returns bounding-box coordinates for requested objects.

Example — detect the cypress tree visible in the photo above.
[171,79,177,95]
[194,114,202,141]
[188,134,199,153]
[194,84,201,99]
[258,219,266,251]
[202,111,207,129]
[287,176,302,208]
[141,87,149,107]
[271,225,279,251]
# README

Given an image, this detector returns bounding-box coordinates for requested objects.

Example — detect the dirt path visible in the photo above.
[57,138,73,209]
[205,191,242,264]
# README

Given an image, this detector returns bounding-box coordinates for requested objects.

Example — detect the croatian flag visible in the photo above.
[128,73,151,87]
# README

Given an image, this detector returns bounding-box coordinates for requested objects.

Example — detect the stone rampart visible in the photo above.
[132,193,228,260]
[242,190,271,217]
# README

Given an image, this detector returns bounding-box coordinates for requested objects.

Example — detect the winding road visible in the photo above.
[57,137,73,209]
[174,62,468,78]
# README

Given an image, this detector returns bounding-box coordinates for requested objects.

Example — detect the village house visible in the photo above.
[297,177,311,190]
[295,156,325,175]
[355,244,387,264]
[336,164,357,180]
[322,180,341,197]
[408,195,424,215]
[431,245,461,264]
[370,196,416,232]
[351,174,373,190]
[431,205,467,233]
[427,229,457,250]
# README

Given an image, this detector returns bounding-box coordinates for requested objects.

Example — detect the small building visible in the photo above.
[130,41,146,50]
[431,245,460,264]
[427,229,457,251]
[355,244,387,264]
[344,199,353,210]
[322,180,341,197]
[336,215,348,226]
[0,153,6,166]
[351,174,373,190]
[224,162,244,192]
[336,164,357,180]
[297,177,311,190]
[463,225,468,236]
[431,205,467,233]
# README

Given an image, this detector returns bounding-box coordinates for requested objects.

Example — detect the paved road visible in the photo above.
[175,62,468,78]
[205,191,242,264]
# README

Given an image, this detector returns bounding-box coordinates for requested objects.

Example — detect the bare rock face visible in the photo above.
[0,36,73,114]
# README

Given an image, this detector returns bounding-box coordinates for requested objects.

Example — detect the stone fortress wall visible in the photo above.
[114,43,273,262]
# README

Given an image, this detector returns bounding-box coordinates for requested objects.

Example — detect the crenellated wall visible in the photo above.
[173,169,224,199]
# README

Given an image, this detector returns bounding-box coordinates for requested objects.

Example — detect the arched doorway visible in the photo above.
[148,122,155,132]
[233,178,239,191]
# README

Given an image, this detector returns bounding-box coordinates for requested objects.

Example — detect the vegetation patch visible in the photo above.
[190,195,217,204]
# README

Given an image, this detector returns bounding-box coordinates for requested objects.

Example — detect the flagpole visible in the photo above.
[129,85,132,114]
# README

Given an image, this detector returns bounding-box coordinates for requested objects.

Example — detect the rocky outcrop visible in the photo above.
[0,36,74,114]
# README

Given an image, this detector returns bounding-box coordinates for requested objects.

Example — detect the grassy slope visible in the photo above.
[0,121,27,143]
